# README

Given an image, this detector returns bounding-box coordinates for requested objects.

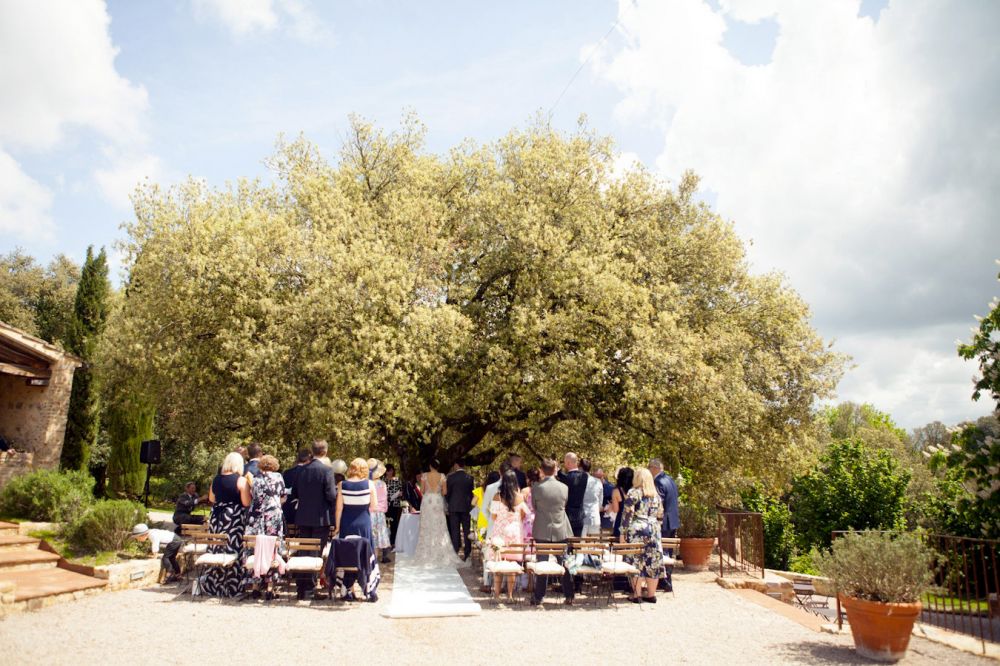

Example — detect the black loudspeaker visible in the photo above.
[140,440,162,465]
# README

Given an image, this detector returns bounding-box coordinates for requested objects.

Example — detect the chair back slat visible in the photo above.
[193,533,229,547]
[285,537,322,555]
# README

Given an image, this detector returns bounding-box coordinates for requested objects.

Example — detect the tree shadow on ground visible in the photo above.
[771,641,866,664]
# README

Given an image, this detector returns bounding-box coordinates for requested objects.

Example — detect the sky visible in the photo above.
[1,0,998,429]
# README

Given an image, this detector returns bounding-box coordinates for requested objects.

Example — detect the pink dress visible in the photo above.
[489,499,526,561]
[521,488,535,541]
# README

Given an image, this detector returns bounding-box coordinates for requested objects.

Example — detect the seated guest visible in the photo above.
[172,482,206,534]
[132,523,184,583]
[282,448,312,527]
[245,442,264,478]
[610,467,634,538]
[488,470,528,601]
[201,452,251,597]
[621,467,665,603]
[244,454,286,599]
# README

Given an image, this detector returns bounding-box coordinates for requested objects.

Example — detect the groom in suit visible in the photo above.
[531,458,575,605]
[445,460,475,561]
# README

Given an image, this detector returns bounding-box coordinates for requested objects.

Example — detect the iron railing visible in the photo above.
[832,531,999,652]
[717,506,765,579]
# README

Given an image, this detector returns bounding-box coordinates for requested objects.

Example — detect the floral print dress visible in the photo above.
[621,488,664,578]
[244,471,285,586]
[487,499,526,562]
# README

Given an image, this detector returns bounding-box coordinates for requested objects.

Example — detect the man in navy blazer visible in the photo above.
[650,458,679,591]
[289,443,337,598]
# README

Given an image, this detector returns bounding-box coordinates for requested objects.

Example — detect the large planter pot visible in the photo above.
[840,594,922,663]
[679,537,714,571]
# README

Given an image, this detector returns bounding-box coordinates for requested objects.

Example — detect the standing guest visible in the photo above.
[509,454,528,489]
[445,460,475,561]
[282,448,312,527]
[335,458,378,596]
[621,467,665,603]
[649,458,680,591]
[521,468,541,542]
[289,446,337,599]
[610,467,634,538]
[488,470,528,601]
[479,466,506,591]
[245,442,264,478]
[313,440,332,467]
[132,523,184,584]
[384,464,403,547]
[596,468,615,530]
[367,458,392,564]
[530,459,574,606]
[244,454,286,599]
[475,471,500,539]
[556,452,588,537]
[580,459,604,536]
[172,482,206,534]
[331,458,348,485]
[201,452,251,597]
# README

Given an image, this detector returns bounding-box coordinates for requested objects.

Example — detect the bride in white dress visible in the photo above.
[409,461,468,568]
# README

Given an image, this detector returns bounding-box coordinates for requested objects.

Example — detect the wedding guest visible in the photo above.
[172,482,206,534]
[403,471,423,511]
[483,463,509,538]
[596,468,615,530]
[521,468,540,541]
[581,458,604,536]
[331,458,348,485]
[290,447,337,599]
[282,448,312,527]
[244,454,286,599]
[621,467,665,603]
[475,471,500,539]
[201,452,251,597]
[445,459,475,561]
[245,442,264,478]
[530,459,574,606]
[610,467,634,538]
[367,458,392,564]
[509,453,527,489]
[488,470,528,601]
[557,452,588,537]
[132,523,184,583]
[650,458,680,591]
[335,458,378,595]
[384,464,403,547]
[313,440,332,467]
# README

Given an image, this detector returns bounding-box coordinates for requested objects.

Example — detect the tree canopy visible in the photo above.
[109,116,842,489]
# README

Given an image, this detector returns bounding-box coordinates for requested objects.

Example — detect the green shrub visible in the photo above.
[789,548,822,575]
[678,502,717,538]
[817,530,934,604]
[0,469,94,522]
[66,500,147,553]
[740,485,796,571]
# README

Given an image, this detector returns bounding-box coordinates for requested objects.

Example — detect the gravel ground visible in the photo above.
[0,566,991,665]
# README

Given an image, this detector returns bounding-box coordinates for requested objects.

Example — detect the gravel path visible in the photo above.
[0,567,991,665]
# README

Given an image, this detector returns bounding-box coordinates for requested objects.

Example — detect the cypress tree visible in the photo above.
[105,398,154,497]
[61,247,110,472]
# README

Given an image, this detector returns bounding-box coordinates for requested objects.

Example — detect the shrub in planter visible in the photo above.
[818,531,935,662]
[0,469,94,523]
[678,503,716,570]
[66,500,147,554]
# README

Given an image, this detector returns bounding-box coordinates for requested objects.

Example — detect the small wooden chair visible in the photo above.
[242,535,285,596]
[793,576,828,614]
[572,544,612,605]
[191,533,238,594]
[605,542,643,605]
[661,537,681,596]
[178,523,210,578]
[280,537,325,597]
[485,543,527,605]
[526,542,567,602]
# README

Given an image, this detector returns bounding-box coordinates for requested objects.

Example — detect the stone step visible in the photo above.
[0,548,60,572]
[0,535,41,550]
[0,521,18,536]
[0,566,107,603]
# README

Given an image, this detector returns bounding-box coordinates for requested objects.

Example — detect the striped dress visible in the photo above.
[339,478,372,543]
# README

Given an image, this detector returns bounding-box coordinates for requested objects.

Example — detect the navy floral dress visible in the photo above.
[621,488,664,578]
[244,471,286,586]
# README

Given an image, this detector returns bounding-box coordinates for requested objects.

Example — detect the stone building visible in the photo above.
[0,321,82,488]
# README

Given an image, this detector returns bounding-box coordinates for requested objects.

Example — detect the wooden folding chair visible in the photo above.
[485,543,527,605]
[605,542,643,606]
[242,535,285,598]
[661,537,681,597]
[792,576,828,615]
[526,542,568,603]
[178,523,210,579]
[191,533,238,595]
[571,544,612,606]
[279,537,325,598]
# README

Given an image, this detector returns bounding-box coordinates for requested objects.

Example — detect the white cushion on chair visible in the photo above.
[575,565,602,575]
[662,556,676,566]
[285,556,323,572]
[182,543,208,554]
[486,560,523,574]
[195,553,237,567]
[527,560,565,576]
[602,561,640,575]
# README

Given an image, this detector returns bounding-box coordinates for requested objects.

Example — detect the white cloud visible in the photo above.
[192,0,329,42]
[0,150,54,242]
[93,150,163,210]
[0,0,158,216]
[592,0,1000,426]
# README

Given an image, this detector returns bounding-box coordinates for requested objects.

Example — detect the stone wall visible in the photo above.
[0,354,77,485]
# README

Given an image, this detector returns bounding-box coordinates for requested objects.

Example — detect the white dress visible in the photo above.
[409,474,468,568]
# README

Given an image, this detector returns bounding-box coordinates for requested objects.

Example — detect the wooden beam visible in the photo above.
[0,362,51,379]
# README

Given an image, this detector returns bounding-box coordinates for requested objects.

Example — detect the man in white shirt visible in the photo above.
[132,523,183,583]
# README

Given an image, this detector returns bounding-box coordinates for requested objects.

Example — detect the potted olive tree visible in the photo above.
[818,531,935,663]
[677,503,716,570]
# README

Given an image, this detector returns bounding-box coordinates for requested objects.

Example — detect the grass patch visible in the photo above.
[28,528,150,567]
[922,592,991,615]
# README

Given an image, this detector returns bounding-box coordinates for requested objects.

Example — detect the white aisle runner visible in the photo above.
[383,558,481,619]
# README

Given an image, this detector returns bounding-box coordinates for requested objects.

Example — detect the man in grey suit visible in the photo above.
[530,458,575,606]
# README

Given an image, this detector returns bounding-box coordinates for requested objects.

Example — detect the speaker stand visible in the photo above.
[143,463,153,508]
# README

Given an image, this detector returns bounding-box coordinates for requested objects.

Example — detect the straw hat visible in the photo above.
[330,458,348,475]
[368,457,386,479]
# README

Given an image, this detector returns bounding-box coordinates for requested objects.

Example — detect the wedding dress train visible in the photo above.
[409,478,468,568]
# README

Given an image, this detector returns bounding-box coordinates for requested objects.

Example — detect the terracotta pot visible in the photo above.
[679,537,714,571]
[840,594,922,662]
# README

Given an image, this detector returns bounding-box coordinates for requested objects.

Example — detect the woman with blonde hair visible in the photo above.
[201,451,251,596]
[620,466,665,603]
[335,458,377,542]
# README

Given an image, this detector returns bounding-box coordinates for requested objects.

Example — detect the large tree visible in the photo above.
[61,247,110,472]
[0,249,79,346]
[111,117,842,490]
